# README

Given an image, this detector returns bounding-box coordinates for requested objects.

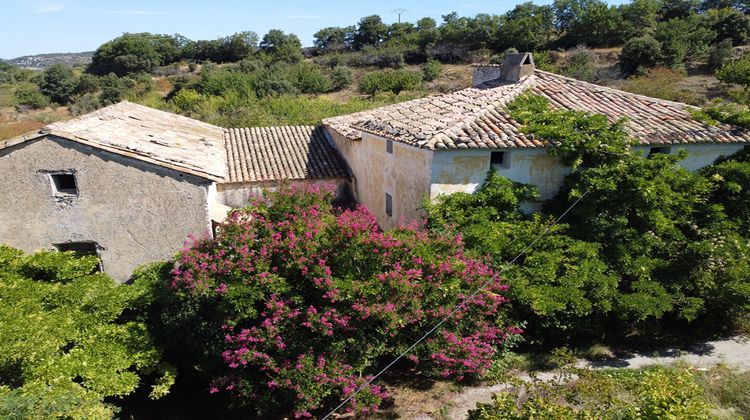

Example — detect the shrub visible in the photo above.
[560,49,596,82]
[0,246,171,419]
[709,38,734,71]
[330,65,353,90]
[69,92,102,115]
[470,366,713,419]
[138,184,517,417]
[421,59,443,81]
[359,69,422,95]
[39,64,77,104]
[425,171,618,345]
[14,84,50,109]
[620,35,662,75]
[289,63,332,94]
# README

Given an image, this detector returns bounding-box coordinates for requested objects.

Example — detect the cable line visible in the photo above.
[322,190,590,419]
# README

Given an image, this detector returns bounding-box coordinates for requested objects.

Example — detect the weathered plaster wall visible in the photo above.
[217,178,351,208]
[325,128,432,230]
[633,144,746,171]
[430,148,571,201]
[0,136,212,282]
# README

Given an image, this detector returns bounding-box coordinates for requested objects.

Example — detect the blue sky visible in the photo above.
[1,1,622,58]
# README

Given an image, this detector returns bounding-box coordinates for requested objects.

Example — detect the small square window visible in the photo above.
[386,139,393,154]
[648,147,671,156]
[385,192,393,217]
[50,173,78,196]
[55,241,102,271]
[490,151,510,168]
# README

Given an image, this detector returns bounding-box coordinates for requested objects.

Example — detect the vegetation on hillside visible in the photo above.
[4,0,750,140]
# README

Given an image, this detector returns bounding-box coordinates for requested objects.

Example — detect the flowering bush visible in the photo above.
[142,184,516,417]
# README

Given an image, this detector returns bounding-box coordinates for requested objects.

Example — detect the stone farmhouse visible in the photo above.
[2,53,748,281]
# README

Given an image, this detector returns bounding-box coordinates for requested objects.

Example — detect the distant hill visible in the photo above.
[4,52,93,70]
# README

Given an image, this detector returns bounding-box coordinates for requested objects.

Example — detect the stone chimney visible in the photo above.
[472,52,535,87]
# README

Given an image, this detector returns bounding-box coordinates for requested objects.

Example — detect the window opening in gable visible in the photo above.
[385,192,393,217]
[386,139,393,154]
[50,173,78,196]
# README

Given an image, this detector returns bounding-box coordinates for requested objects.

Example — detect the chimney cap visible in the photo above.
[502,52,534,68]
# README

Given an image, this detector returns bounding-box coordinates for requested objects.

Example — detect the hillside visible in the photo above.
[4,52,93,70]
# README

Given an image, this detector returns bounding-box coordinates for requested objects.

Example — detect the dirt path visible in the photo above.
[444,335,750,419]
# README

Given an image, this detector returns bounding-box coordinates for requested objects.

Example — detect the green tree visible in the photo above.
[499,2,556,51]
[0,246,171,419]
[702,7,750,46]
[620,35,663,75]
[353,15,388,49]
[89,33,179,76]
[618,0,660,39]
[659,0,701,20]
[39,64,77,104]
[709,38,734,71]
[313,26,352,54]
[260,29,303,63]
[654,15,716,68]
[716,53,750,100]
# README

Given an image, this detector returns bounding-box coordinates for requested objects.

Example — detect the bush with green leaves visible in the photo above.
[709,38,734,71]
[359,69,423,94]
[507,94,632,169]
[620,35,662,75]
[0,246,171,419]
[470,365,713,419]
[288,62,332,94]
[717,53,750,103]
[560,49,596,82]
[424,171,618,344]
[421,59,443,81]
[14,84,50,109]
[329,65,353,90]
[39,64,77,104]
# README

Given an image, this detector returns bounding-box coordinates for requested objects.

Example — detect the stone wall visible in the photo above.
[0,136,212,282]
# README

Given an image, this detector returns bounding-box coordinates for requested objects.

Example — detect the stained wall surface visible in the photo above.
[0,136,212,282]
[326,128,432,229]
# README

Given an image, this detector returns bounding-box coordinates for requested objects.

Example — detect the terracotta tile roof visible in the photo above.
[224,126,349,183]
[324,70,750,150]
[3,101,227,181]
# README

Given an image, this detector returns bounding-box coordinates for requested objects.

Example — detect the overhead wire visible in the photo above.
[322,190,591,419]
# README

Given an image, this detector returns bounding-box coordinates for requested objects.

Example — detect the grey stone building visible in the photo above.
[0,102,349,281]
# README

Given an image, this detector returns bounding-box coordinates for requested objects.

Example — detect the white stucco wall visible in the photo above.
[325,128,433,230]
[430,148,571,201]
[633,143,746,171]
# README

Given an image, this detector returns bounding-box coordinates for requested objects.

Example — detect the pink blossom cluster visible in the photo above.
[170,183,518,417]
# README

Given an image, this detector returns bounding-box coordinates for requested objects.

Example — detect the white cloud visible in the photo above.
[101,10,167,15]
[31,3,64,14]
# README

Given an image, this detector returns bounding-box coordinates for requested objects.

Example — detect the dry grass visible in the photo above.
[0,108,69,140]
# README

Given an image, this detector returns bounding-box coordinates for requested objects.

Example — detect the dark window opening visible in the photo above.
[55,241,102,271]
[490,151,509,168]
[51,173,78,195]
[648,147,671,157]
[386,140,393,154]
[523,55,532,65]
[385,192,393,217]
